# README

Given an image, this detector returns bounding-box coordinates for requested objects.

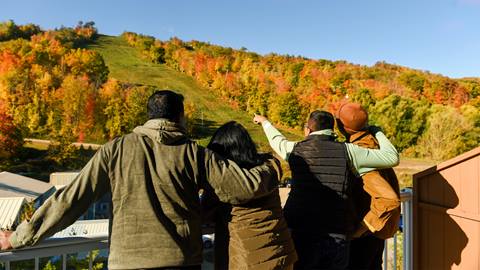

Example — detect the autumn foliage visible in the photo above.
[122,32,480,159]
[0,21,478,162]
[0,105,23,157]
[0,21,107,144]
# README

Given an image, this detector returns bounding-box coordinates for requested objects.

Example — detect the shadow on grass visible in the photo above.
[189,118,219,140]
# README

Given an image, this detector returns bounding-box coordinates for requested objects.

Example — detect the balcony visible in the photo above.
[1,190,413,270]
[0,220,109,270]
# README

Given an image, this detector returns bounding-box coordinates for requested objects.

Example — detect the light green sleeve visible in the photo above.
[261,121,297,161]
[346,131,400,176]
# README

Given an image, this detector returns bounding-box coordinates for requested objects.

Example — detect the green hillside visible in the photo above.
[87,35,437,186]
[0,23,436,185]
[88,35,302,148]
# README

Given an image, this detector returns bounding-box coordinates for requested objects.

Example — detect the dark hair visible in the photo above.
[208,121,266,169]
[307,110,334,131]
[147,90,184,121]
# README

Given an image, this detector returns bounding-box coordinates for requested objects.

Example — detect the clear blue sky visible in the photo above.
[1,0,479,78]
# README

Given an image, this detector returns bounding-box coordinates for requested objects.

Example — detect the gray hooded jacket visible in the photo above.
[10,119,279,269]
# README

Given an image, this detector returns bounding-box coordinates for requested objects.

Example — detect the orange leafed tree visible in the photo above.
[0,105,23,158]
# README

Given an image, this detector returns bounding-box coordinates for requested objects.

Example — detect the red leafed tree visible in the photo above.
[0,106,23,158]
[452,85,469,108]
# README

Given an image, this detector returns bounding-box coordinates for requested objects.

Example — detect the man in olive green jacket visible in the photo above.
[0,90,279,270]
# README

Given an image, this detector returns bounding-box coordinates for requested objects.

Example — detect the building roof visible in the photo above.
[0,172,54,201]
[52,219,109,238]
[0,197,26,229]
[49,172,79,186]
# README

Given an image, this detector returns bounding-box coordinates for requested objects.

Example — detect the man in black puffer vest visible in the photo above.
[254,111,399,270]
[287,127,356,270]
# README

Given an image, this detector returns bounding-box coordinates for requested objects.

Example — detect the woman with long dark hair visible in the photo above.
[206,121,297,270]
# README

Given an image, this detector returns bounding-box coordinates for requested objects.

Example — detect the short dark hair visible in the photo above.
[207,121,267,169]
[147,90,184,121]
[307,110,334,131]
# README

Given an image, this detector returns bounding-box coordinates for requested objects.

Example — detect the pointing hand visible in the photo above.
[253,114,268,125]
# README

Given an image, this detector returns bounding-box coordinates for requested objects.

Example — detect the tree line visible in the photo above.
[122,31,480,161]
[0,21,478,163]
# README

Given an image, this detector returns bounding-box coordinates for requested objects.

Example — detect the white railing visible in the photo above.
[0,233,108,270]
[1,189,414,270]
[383,188,413,270]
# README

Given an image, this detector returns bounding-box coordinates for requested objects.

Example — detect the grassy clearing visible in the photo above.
[88,35,303,149]
[394,157,436,187]
[23,140,49,151]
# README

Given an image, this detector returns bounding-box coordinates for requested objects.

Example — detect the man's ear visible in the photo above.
[304,126,311,137]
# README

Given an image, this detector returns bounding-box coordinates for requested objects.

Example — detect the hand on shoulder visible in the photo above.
[368,125,383,135]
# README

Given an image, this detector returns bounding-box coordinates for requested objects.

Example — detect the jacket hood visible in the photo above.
[133,119,187,145]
